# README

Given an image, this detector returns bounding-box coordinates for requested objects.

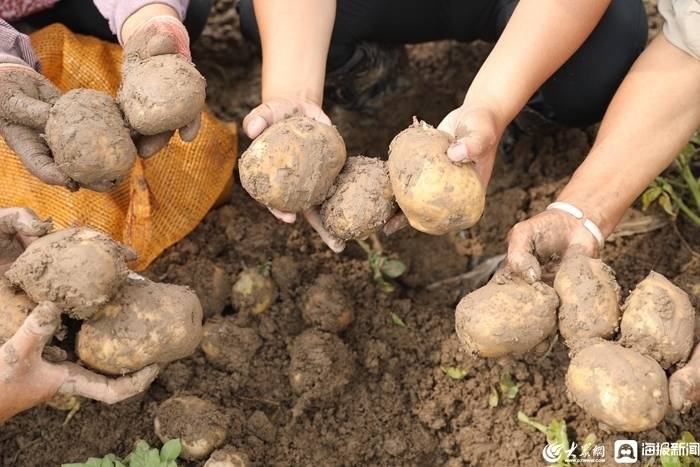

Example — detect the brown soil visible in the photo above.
[2,2,700,466]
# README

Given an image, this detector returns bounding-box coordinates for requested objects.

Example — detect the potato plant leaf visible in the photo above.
[642,186,662,211]
[499,373,519,400]
[660,431,699,467]
[441,366,468,380]
[391,312,406,327]
[380,259,407,278]
[518,411,569,465]
[160,440,181,462]
[488,386,499,408]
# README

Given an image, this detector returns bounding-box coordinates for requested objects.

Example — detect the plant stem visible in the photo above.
[355,239,371,254]
[667,189,700,226]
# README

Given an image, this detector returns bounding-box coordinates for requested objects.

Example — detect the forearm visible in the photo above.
[92,0,188,43]
[254,0,335,104]
[465,0,611,127]
[0,19,40,70]
[558,34,700,235]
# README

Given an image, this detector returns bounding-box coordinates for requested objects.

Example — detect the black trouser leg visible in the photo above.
[21,0,214,43]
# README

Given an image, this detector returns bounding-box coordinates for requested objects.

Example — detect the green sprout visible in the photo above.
[499,373,519,400]
[660,431,700,467]
[440,366,469,380]
[62,439,182,467]
[356,239,406,293]
[488,386,499,408]
[518,411,570,466]
[390,312,406,327]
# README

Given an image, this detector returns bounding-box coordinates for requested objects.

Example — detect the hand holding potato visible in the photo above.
[0,207,51,274]
[0,301,159,422]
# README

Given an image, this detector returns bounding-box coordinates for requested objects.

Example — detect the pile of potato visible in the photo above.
[1,227,203,376]
[454,250,696,432]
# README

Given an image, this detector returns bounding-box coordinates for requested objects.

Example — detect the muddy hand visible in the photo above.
[243,97,331,139]
[0,207,52,273]
[0,302,158,422]
[437,105,501,188]
[506,209,598,283]
[122,15,201,158]
[0,64,74,188]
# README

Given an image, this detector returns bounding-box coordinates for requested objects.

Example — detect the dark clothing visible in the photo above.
[238,0,648,126]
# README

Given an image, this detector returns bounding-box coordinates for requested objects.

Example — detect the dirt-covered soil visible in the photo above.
[3,1,700,466]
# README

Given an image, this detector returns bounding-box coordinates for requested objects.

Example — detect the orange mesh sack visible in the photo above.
[0,24,237,271]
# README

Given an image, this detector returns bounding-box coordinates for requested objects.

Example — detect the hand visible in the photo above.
[122,16,201,158]
[0,207,52,274]
[0,302,159,422]
[506,209,598,283]
[0,65,76,189]
[243,98,345,253]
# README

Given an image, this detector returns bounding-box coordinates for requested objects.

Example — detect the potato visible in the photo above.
[5,228,130,319]
[566,340,668,432]
[320,156,396,240]
[387,119,485,235]
[554,253,621,344]
[155,396,228,461]
[76,277,203,375]
[0,278,34,344]
[118,54,206,136]
[231,268,277,315]
[239,116,347,212]
[178,259,231,318]
[289,329,355,416]
[45,89,136,192]
[201,316,262,372]
[455,269,559,357]
[301,274,354,333]
[204,447,251,467]
[620,271,695,368]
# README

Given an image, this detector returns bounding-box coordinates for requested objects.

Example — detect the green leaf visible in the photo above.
[690,129,700,146]
[517,411,547,435]
[661,454,682,467]
[488,386,499,408]
[499,373,519,400]
[546,419,569,450]
[659,192,676,217]
[380,259,407,279]
[441,366,468,380]
[391,312,406,327]
[145,448,160,466]
[160,439,181,462]
[378,279,396,294]
[642,186,662,211]
[581,433,597,457]
[680,431,696,444]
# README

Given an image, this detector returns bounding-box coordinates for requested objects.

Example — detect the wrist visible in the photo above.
[121,4,179,44]
[262,86,323,107]
[552,195,613,238]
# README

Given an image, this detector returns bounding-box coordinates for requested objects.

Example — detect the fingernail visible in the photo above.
[246,116,267,138]
[447,142,469,162]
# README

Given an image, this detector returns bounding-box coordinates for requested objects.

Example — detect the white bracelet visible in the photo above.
[546,201,605,250]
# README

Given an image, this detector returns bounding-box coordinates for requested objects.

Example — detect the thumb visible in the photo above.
[4,302,61,359]
[439,108,498,163]
[506,224,542,284]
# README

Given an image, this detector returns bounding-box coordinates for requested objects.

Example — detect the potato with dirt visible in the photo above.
[289,329,355,417]
[239,116,347,212]
[388,119,485,235]
[0,278,34,344]
[455,269,559,358]
[231,267,277,315]
[5,227,131,319]
[76,277,203,375]
[554,252,621,343]
[204,447,251,467]
[201,316,262,373]
[566,340,668,432]
[320,156,396,240]
[620,271,695,368]
[45,89,137,192]
[154,395,228,461]
[118,54,206,136]
[302,274,354,333]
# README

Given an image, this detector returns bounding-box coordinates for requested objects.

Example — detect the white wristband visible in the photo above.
[546,201,605,250]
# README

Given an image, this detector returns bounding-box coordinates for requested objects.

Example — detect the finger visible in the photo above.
[0,87,52,130]
[441,111,498,163]
[57,363,159,404]
[178,113,202,142]
[243,101,301,139]
[268,207,296,224]
[301,102,332,126]
[5,302,61,359]
[506,224,541,283]
[135,130,174,158]
[303,209,345,253]
[383,212,409,236]
[0,122,72,186]
[0,208,52,239]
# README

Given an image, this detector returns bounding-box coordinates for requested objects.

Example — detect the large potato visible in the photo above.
[387,120,485,235]
[620,271,695,368]
[566,341,668,432]
[320,156,396,240]
[455,269,559,358]
[5,228,130,319]
[45,89,136,192]
[239,116,347,212]
[554,253,621,344]
[76,277,203,375]
[301,274,354,333]
[0,278,34,344]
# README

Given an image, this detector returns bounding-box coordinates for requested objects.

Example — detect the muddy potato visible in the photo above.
[289,329,355,416]
[45,89,136,192]
[5,228,130,319]
[620,271,695,368]
[387,120,485,235]
[239,116,347,212]
[118,54,206,135]
[320,156,396,240]
[76,277,203,375]
[204,447,251,467]
[566,341,668,432]
[455,269,559,357]
[155,396,228,461]
[231,268,277,315]
[0,278,34,344]
[301,274,354,333]
[554,253,621,344]
[201,316,262,372]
